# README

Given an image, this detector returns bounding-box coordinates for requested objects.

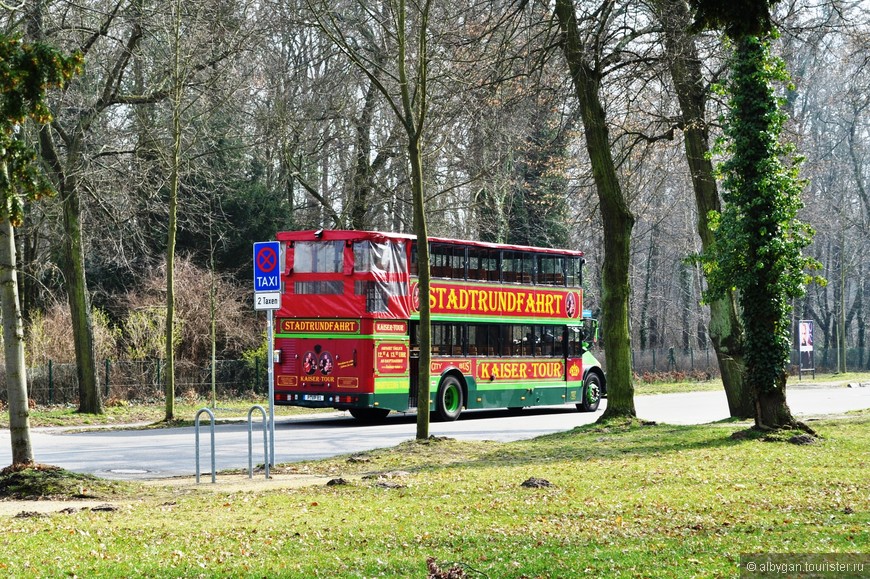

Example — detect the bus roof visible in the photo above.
[275,230,585,257]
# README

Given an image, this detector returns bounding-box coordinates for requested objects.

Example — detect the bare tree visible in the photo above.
[552,0,638,418]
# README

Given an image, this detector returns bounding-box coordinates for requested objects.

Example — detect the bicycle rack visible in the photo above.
[195,408,216,484]
[248,405,270,479]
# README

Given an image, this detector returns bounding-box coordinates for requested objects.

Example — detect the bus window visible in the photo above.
[467,247,488,280]
[354,241,408,275]
[503,251,534,284]
[510,324,536,356]
[432,323,463,356]
[566,256,583,287]
[294,280,344,294]
[502,251,518,283]
[468,324,500,356]
[430,244,466,279]
[430,244,449,278]
[568,327,584,356]
[538,255,566,285]
[294,241,343,273]
[540,326,559,356]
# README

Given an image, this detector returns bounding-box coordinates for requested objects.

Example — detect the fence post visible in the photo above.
[690,348,694,371]
[48,359,53,405]
[652,349,657,371]
[105,359,110,397]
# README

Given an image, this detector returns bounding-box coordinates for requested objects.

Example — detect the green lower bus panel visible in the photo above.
[368,392,412,413]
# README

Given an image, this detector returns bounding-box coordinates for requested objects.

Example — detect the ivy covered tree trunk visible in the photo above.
[654,0,751,418]
[554,0,636,418]
[703,36,818,431]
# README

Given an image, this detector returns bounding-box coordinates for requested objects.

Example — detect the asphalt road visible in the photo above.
[1,385,868,480]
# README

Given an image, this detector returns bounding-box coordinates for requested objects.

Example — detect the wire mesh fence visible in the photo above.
[4,347,868,406]
[6,359,267,406]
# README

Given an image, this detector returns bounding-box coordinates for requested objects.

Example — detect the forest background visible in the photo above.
[1,0,868,406]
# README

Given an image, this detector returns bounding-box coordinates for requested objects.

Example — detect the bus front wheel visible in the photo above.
[434,375,464,421]
[577,373,602,412]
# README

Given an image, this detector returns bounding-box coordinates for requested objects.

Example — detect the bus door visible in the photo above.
[565,326,585,404]
[408,321,420,408]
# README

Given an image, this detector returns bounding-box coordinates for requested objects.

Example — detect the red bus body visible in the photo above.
[272,230,605,420]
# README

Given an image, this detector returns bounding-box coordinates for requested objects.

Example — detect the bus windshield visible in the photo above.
[294,241,343,273]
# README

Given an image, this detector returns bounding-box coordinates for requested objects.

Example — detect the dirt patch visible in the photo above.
[139,472,356,493]
[0,472,356,517]
[0,499,119,518]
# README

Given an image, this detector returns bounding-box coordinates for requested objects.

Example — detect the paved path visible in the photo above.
[1,385,867,481]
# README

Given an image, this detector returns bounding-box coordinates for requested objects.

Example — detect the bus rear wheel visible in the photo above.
[434,375,464,421]
[577,373,602,412]
[349,408,391,423]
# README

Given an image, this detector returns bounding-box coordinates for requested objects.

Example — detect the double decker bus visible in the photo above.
[272,230,606,422]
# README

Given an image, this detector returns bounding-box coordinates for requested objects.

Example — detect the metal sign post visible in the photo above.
[253,241,282,468]
[266,309,276,467]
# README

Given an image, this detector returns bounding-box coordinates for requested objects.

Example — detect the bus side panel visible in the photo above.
[371,337,412,412]
[472,358,568,408]
[430,358,570,410]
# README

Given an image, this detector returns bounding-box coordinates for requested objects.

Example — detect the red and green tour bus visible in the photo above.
[271,230,606,422]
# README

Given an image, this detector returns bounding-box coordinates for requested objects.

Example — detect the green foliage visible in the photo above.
[123,308,182,360]
[701,36,821,394]
[241,331,267,374]
[506,112,570,248]
[25,305,120,365]
[689,0,778,38]
[0,34,81,225]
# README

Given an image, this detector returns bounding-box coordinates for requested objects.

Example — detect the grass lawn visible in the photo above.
[1,411,867,577]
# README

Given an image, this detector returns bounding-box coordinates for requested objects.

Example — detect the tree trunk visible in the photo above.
[730,37,802,431]
[836,235,847,373]
[28,0,102,416]
[0,175,34,465]
[164,0,183,422]
[61,175,103,415]
[350,80,378,230]
[755,374,795,430]
[654,0,751,417]
[412,158,432,439]
[679,261,692,353]
[398,8,433,440]
[640,226,657,351]
[554,0,636,418]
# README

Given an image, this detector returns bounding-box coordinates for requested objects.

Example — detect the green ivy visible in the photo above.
[0,34,82,225]
[701,35,822,394]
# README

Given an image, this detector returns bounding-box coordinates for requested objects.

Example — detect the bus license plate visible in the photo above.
[303,394,324,402]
